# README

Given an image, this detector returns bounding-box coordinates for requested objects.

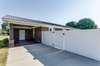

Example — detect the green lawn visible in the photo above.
[0,48,8,66]
[0,36,9,40]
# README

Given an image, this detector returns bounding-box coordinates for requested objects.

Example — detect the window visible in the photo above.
[54,28,63,31]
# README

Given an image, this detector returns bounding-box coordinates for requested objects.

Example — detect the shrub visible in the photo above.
[3,38,9,45]
[0,38,9,48]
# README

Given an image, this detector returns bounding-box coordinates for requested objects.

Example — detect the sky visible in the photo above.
[0,0,100,28]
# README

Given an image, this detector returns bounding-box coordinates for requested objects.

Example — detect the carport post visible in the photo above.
[9,24,14,47]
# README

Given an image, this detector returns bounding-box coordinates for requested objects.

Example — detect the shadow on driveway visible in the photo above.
[24,44,100,66]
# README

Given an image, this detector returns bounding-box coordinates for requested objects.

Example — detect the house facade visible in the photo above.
[2,15,73,47]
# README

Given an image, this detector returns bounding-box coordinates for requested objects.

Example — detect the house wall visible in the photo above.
[35,27,49,43]
[42,29,100,61]
[25,29,33,41]
[41,27,49,31]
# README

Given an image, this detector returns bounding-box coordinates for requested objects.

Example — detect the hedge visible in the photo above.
[0,38,9,48]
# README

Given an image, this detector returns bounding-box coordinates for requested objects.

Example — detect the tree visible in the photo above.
[1,23,9,35]
[66,21,77,28]
[2,23,7,30]
[76,18,97,29]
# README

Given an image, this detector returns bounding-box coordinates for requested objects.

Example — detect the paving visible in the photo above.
[6,44,100,66]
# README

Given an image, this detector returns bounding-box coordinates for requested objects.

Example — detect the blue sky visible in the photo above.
[0,0,100,28]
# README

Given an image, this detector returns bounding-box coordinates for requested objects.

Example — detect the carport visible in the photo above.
[2,15,67,47]
[2,15,50,47]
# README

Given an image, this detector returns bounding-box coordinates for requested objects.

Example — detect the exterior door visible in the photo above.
[19,30,25,40]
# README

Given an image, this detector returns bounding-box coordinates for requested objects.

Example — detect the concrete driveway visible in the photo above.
[6,44,100,66]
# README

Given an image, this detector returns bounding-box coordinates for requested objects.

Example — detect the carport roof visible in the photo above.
[2,15,69,28]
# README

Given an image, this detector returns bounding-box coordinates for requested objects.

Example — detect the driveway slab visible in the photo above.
[6,44,44,66]
[6,44,100,66]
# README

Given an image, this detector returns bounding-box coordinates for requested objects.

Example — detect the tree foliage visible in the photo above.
[1,23,9,35]
[66,21,77,28]
[2,23,7,30]
[65,18,98,29]
[76,18,97,29]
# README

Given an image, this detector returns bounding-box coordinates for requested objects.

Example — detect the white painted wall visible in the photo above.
[42,29,100,61]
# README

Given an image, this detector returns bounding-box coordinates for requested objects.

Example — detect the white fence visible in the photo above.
[42,29,100,61]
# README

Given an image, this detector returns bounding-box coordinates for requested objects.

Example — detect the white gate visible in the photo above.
[53,31,64,49]
[42,31,64,49]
